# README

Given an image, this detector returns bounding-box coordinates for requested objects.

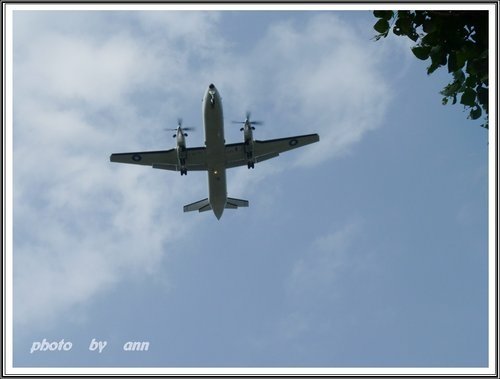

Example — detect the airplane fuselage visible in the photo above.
[203,84,227,219]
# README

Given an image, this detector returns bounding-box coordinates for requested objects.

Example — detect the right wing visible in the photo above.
[254,134,320,157]
[110,147,207,171]
[225,133,319,169]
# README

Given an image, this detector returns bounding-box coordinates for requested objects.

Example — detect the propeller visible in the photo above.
[231,112,264,131]
[165,118,196,137]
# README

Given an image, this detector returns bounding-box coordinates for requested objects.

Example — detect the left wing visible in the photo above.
[225,133,319,169]
[110,147,207,171]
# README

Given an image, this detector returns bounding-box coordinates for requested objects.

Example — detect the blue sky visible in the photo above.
[10,7,490,373]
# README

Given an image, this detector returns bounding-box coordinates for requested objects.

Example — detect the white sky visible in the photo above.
[5,4,495,376]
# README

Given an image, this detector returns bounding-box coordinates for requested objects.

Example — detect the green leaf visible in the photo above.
[396,17,412,35]
[429,45,447,67]
[461,41,477,60]
[373,11,393,20]
[470,106,482,120]
[374,19,390,34]
[440,79,462,97]
[408,32,419,42]
[413,11,426,27]
[476,86,488,107]
[422,31,439,45]
[439,51,448,66]
[453,69,465,84]
[411,46,430,60]
[465,75,477,87]
[423,18,437,33]
[427,61,440,75]
[454,50,466,71]
[397,10,410,18]
[460,88,476,107]
[465,60,477,76]
[447,52,459,73]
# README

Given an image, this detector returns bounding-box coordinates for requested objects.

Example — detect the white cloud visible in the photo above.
[221,13,397,199]
[249,14,393,166]
[16,34,155,108]
[135,11,224,55]
[287,220,361,297]
[279,220,367,341]
[202,13,395,170]
[12,11,397,330]
[12,11,220,329]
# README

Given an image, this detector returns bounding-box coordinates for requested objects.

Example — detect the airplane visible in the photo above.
[110,83,319,219]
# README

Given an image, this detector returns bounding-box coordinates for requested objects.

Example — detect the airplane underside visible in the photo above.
[110,83,319,219]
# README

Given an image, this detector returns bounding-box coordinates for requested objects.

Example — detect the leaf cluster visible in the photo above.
[373,10,488,128]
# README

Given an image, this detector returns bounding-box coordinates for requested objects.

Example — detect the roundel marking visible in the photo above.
[132,154,142,162]
[289,139,298,146]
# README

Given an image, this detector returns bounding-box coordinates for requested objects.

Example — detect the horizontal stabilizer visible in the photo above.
[226,197,249,209]
[184,198,211,213]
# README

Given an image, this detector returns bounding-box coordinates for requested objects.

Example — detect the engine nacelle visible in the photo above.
[176,145,188,175]
[244,140,255,169]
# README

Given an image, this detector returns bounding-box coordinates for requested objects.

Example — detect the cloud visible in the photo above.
[244,14,393,166]
[12,11,221,329]
[279,220,367,341]
[135,11,224,56]
[12,11,396,330]
[214,13,397,197]
[287,220,362,297]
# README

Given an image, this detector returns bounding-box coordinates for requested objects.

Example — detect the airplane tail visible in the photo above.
[183,197,249,213]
